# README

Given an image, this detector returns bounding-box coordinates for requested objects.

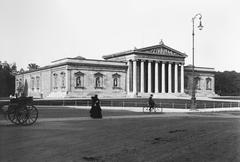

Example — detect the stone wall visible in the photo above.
[184,67,216,97]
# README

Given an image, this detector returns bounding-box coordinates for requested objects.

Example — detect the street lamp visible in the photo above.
[191,13,203,109]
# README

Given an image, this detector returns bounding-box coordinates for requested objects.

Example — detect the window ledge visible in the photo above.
[95,87,103,89]
[113,87,121,89]
[75,86,85,89]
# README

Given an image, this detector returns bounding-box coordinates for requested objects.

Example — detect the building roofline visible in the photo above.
[102,43,187,59]
[17,58,127,75]
[184,65,215,72]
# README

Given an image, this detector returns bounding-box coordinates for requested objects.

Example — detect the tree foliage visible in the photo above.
[215,71,240,96]
[0,61,16,97]
[27,63,39,71]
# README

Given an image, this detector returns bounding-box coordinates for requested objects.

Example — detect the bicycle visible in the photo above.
[142,104,162,113]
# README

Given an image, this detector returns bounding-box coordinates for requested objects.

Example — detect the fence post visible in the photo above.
[185,103,187,109]
[230,102,232,107]
[75,100,77,106]
[172,103,174,108]
[222,103,224,108]
[122,101,125,108]
[204,103,206,109]
[87,101,89,107]
[213,103,215,108]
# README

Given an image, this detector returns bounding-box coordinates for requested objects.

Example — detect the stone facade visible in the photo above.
[184,66,216,97]
[16,58,127,98]
[15,42,216,98]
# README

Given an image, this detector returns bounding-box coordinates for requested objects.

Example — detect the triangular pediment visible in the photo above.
[112,73,120,77]
[74,71,84,76]
[102,42,187,60]
[137,44,186,57]
[94,72,103,77]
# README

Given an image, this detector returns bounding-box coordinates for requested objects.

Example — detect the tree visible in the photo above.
[0,61,16,97]
[215,71,240,96]
[27,63,39,71]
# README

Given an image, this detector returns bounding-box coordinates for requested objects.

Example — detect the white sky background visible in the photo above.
[0,0,239,72]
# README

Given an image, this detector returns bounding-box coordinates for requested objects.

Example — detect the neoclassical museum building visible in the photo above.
[15,41,216,98]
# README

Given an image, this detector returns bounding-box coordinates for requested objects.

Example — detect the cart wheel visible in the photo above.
[22,105,38,125]
[16,106,29,125]
[7,106,21,125]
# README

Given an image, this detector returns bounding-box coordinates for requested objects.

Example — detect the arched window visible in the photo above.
[94,72,103,89]
[194,77,201,90]
[36,76,40,90]
[31,77,35,90]
[16,79,19,88]
[60,72,66,89]
[74,71,84,88]
[112,73,121,89]
[206,78,212,90]
[53,73,58,89]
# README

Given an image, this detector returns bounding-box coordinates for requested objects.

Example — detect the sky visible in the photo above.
[0,0,240,72]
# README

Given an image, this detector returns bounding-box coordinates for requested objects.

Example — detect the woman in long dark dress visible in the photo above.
[90,95,102,118]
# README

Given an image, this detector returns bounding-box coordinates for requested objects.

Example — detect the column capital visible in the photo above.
[174,62,180,65]
[140,59,147,62]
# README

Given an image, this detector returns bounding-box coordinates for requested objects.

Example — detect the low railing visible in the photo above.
[30,100,240,109]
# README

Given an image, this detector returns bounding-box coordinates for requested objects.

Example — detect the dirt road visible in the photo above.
[1,107,240,161]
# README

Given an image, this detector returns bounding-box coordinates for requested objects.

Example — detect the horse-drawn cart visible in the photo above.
[0,97,38,125]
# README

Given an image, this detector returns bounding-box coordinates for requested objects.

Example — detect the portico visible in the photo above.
[127,60,184,96]
[103,41,187,97]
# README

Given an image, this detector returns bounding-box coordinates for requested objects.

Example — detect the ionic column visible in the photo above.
[168,62,172,93]
[161,62,165,93]
[174,63,178,93]
[155,61,159,93]
[181,64,184,93]
[133,60,137,95]
[66,69,71,92]
[140,60,145,93]
[148,61,152,93]
[127,60,131,93]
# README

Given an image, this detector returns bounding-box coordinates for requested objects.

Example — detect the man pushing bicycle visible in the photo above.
[148,94,155,112]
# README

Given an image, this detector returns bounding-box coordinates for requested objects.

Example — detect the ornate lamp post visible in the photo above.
[191,13,203,109]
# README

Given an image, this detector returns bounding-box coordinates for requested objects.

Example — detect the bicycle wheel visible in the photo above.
[155,106,163,113]
[143,106,150,113]
[7,105,20,125]
[22,105,38,125]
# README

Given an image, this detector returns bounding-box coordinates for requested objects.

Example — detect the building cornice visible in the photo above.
[16,59,127,75]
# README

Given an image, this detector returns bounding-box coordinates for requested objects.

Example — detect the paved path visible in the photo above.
[1,112,240,125]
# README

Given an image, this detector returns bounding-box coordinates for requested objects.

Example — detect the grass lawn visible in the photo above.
[1,107,240,161]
